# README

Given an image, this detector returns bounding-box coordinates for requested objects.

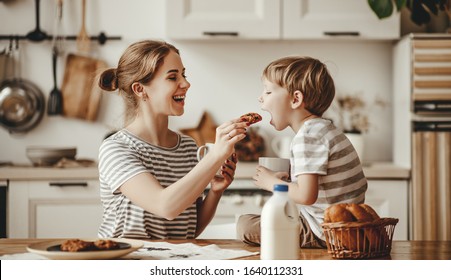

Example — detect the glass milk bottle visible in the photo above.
[261,184,300,260]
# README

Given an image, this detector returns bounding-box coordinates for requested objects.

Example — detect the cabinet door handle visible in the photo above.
[203,31,239,37]
[324,31,360,37]
[49,182,88,187]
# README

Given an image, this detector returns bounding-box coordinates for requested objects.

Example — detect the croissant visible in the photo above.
[324,203,383,251]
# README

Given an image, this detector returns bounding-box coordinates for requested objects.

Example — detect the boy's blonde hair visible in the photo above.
[262,56,335,116]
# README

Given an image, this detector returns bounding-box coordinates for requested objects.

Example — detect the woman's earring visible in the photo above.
[142,94,148,102]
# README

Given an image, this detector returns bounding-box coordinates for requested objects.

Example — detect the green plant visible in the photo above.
[368,0,450,26]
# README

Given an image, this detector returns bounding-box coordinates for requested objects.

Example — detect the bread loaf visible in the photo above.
[324,203,380,223]
[324,203,382,251]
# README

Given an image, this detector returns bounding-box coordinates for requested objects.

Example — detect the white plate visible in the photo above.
[26,238,143,260]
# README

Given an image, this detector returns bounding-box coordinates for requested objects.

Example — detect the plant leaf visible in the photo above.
[395,0,407,11]
[438,0,448,10]
[422,0,439,15]
[410,0,431,25]
[368,0,394,19]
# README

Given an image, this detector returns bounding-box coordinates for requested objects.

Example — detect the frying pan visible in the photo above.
[0,40,44,133]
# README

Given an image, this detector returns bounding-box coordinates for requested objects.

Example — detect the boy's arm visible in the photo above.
[254,167,318,205]
[288,173,319,205]
[253,166,289,191]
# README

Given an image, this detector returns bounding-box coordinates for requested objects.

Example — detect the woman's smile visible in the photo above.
[173,94,185,103]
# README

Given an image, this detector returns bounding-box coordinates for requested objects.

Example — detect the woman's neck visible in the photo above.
[126,115,176,147]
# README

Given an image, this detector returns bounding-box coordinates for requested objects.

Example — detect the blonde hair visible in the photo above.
[99,40,179,122]
[262,56,335,116]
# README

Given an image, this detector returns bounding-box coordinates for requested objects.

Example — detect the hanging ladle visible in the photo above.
[26,0,48,42]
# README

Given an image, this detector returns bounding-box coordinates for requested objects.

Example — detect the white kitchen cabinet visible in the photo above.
[8,179,103,238]
[166,0,400,40]
[366,180,409,240]
[283,0,400,39]
[166,0,280,39]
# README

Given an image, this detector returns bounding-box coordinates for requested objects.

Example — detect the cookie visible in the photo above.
[240,112,262,125]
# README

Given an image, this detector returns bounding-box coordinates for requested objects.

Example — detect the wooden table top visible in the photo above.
[1,238,450,260]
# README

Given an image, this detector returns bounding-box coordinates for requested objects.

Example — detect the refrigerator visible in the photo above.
[393,34,451,241]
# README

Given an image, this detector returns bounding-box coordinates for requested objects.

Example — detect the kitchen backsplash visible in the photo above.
[0,0,393,164]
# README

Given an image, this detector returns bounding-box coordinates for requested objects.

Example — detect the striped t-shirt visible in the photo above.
[291,118,367,241]
[97,129,199,239]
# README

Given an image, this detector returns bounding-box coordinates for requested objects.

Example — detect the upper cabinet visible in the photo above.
[165,0,400,40]
[165,0,280,39]
[283,0,400,39]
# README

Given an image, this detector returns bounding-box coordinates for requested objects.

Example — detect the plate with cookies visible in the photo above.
[27,238,143,260]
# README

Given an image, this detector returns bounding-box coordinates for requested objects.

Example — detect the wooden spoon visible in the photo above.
[76,0,90,53]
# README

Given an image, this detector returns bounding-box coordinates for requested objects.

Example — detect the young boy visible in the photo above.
[237,56,368,248]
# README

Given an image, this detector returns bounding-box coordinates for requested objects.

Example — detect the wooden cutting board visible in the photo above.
[179,111,217,146]
[61,54,107,121]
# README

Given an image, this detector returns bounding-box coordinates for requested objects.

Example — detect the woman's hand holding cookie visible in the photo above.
[213,112,262,158]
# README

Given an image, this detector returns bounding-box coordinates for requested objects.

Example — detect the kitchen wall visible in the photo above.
[0,0,394,164]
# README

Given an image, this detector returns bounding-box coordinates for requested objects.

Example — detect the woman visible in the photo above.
[97,40,248,239]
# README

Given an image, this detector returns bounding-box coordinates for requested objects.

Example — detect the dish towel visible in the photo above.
[124,241,259,260]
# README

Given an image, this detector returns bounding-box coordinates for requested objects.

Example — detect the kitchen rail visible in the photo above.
[0,33,121,45]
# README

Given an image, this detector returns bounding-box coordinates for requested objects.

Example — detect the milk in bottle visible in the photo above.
[260,184,300,260]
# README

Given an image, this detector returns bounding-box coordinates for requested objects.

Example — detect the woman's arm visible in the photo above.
[120,121,247,220]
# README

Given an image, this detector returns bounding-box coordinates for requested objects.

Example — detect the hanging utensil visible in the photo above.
[61,53,106,121]
[26,0,48,42]
[0,39,45,133]
[0,39,13,86]
[47,48,63,115]
[51,0,65,56]
[47,0,64,115]
[76,0,90,53]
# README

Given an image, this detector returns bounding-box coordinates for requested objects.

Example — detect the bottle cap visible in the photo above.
[273,184,288,192]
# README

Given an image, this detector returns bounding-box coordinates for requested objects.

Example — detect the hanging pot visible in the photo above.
[0,40,45,133]
[0,80,45,133]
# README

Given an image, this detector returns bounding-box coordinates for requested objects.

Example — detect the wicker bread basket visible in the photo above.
[322,218,399,259]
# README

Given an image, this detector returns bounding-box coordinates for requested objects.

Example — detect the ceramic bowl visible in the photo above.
[26,146,77,166]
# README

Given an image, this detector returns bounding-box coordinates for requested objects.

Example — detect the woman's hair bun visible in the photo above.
[99,68,118,91]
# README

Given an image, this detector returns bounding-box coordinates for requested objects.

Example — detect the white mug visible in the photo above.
[271,136,292,159]
[197,143,223,178]
[258,157,290,173]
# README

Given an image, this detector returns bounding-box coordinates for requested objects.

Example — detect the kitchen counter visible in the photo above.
[0,161,410,181]
[0,239,450,260]
[236,161,410,180]
[0,166,99,180]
